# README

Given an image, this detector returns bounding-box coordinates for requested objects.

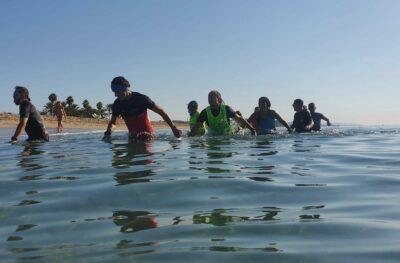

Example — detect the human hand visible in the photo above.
[102,131,111,141]
[11,136,18,144]
[172,127,182,138]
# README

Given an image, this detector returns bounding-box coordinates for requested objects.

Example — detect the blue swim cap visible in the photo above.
[111,85,128,92]
[111,76,130,92]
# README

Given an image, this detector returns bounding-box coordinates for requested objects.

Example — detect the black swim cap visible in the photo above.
[293,99,303,106]
[188,101,198,109]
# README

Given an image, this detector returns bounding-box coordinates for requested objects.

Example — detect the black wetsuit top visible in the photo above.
[198,105,236,126]
[19,101,48,140]
[291,109,312,133]
[112,92,155,118]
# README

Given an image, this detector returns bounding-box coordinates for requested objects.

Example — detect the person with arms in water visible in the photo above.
[248,97,292,135]
[188,100,205,136]
[102,76,182,141]
[308,102,331,131]
[189,90,255,136]
[291,98,313,133]
[11,86,49,143]
[54,101,67,133]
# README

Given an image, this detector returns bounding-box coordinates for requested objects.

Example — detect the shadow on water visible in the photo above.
[111,141,155,185]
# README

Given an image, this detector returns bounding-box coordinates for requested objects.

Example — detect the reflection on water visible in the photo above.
[2,128,400,261]
[18,144,47,172]
[111,141,155,185]
[112,210,158,233]
[193,209,280,226]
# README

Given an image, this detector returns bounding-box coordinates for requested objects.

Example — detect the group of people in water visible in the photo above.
[10,76,331,143]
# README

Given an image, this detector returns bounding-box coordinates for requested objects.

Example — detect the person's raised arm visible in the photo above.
[102,114,118,141]
[11,117,28,143]
[321,114,331,126]
[233,113,256,135]
[274,111,292,133]
[151,104,182,138]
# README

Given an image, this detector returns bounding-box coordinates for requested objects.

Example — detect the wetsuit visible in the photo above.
[19,101,49,141]
[311,112,323,131]
[189,112,206,136]
[112,92,155,137]
[248,110,277,135]
[291,108,312,133]
[198,105,235,135]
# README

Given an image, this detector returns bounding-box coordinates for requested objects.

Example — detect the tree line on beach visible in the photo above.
[42,93,112,119]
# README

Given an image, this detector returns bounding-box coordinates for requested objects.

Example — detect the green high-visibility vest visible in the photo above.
[189,112,205,135]
[205,105,232,135]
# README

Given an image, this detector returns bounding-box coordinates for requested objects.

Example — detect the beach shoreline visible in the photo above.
[0,113,189,131]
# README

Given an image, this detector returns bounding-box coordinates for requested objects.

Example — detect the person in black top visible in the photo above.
[11,86,49,142]
[103,76,182,141]
[291,99,313,133]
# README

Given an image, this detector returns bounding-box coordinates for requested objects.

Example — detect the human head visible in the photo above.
[258,97,271,112]
[292,99,304,112]
[208,90,223,108]
[254,106,260,113]
[187,100,198,115]
[111,76,131,99]
[308,102,316,113]
[13,86,30,105]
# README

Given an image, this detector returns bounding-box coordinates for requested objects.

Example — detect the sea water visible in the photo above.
[1,126,400,262]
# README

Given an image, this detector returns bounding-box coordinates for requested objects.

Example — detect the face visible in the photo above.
[208,93,220,108]
[258,100,269,111]
[114,90,130,100]
[188,106,197,115]
[13,91,21,105]
[308,104,315,112]
[292,102,302,112]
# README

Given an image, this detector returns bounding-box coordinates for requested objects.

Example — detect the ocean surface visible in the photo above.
[1,126,400,262]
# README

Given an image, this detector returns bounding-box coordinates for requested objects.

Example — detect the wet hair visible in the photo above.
[293,98,303,106]
[208,90,223,104]
[258,97,271,108]
[15,86,30,101]
[111,76,130,88]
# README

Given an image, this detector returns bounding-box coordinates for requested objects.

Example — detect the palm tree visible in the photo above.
[96,102,105,118]
[43,93,58,115]
[106,103,113,118]
[64,96,79,116]
[82,99,93,117]
[48,93,57,103]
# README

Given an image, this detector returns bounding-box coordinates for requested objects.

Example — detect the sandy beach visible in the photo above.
[0,113,188,131]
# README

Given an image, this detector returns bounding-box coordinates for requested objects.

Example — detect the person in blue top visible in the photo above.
[308,102,331,131]
[248,97,292,135]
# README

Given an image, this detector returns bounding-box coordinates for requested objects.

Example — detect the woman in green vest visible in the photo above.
[188,100,206,136]
[189,90,255,136]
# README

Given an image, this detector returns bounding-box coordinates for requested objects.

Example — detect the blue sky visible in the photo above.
[1,0,399,125]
